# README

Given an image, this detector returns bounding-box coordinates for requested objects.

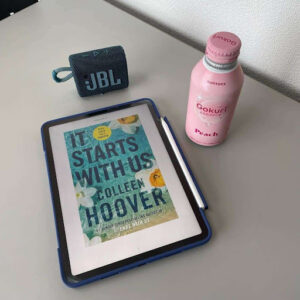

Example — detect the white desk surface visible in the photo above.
[0,0,299,299]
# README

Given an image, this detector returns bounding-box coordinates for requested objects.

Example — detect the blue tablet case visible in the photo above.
[41,98,211,287]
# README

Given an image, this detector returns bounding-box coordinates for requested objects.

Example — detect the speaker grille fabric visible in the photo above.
[69,46,129,97]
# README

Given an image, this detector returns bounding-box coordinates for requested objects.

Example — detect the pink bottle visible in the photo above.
[185,32,244,146]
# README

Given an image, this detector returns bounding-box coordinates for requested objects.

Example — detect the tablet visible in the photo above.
[42,98,211,286]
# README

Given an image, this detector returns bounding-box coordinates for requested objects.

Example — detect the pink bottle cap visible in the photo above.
[205,32,241,64]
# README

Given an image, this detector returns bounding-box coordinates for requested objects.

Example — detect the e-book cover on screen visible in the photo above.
[64,114,178,246]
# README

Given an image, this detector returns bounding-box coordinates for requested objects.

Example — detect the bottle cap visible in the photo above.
[205,32,241,64]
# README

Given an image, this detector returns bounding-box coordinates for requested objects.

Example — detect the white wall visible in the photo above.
[108,0,300,100]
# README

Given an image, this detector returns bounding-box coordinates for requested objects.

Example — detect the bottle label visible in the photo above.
[194,96,229,125]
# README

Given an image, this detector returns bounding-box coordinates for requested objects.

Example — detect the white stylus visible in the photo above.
[160,117,205,209]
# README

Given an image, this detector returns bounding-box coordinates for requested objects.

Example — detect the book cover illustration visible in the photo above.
[64,115,178,246]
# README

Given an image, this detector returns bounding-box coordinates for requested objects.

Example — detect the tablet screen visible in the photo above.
[48,103,202,276]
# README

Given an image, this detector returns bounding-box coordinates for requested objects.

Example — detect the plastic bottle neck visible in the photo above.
[203,55,238,73]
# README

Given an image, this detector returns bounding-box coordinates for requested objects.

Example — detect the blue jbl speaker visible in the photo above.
[52,46,129,97]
